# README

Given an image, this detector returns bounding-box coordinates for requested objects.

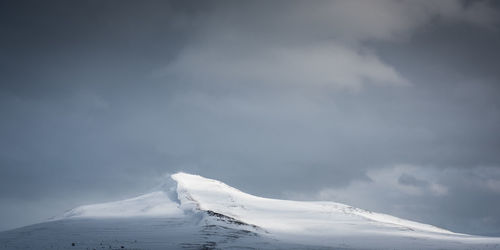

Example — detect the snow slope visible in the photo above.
[1,172,500,249]
[171,173,500,249]
[60,191,184,218]
[173,173,455,234]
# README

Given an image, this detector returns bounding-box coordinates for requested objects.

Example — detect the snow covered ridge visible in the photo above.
[60,172,455,235]
[3,172,500,250]
[171,172,457,236]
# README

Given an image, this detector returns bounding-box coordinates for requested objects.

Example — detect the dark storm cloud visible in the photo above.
[1,0,500,236]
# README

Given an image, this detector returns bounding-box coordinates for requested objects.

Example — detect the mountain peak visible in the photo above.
[9,172,498,250]
[63,172,455,235]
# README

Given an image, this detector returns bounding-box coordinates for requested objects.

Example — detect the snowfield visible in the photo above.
[1,172,500,249]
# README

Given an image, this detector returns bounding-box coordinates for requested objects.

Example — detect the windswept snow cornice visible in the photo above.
[171,172,457,236]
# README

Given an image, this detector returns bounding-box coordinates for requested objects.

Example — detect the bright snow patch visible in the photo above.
[61,191,183,218]
[172,172,454,235]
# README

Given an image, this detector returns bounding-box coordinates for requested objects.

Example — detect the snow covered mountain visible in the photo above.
[1,172,500,249]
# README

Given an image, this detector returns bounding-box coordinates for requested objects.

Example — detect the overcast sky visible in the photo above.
[1,0,500,235]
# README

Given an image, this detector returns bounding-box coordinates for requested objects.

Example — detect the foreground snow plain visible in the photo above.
[1,172,500,249]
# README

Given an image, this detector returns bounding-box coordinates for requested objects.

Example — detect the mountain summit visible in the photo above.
[1,172,499,249]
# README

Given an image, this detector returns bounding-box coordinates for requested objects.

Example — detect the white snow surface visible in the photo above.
[60,191,184,218]
[172,173,455,235]
[2,172,500,250]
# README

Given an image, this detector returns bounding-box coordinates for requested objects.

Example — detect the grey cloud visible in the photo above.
[291,165,500,236]
[160,0,498,91]
[198,0,498,42]
[398,173,429,188]
[163,43,409,90]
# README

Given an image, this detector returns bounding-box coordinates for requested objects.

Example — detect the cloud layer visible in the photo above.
[289,165,500,236]
[162,0,498,90]
[0,0,499,235]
